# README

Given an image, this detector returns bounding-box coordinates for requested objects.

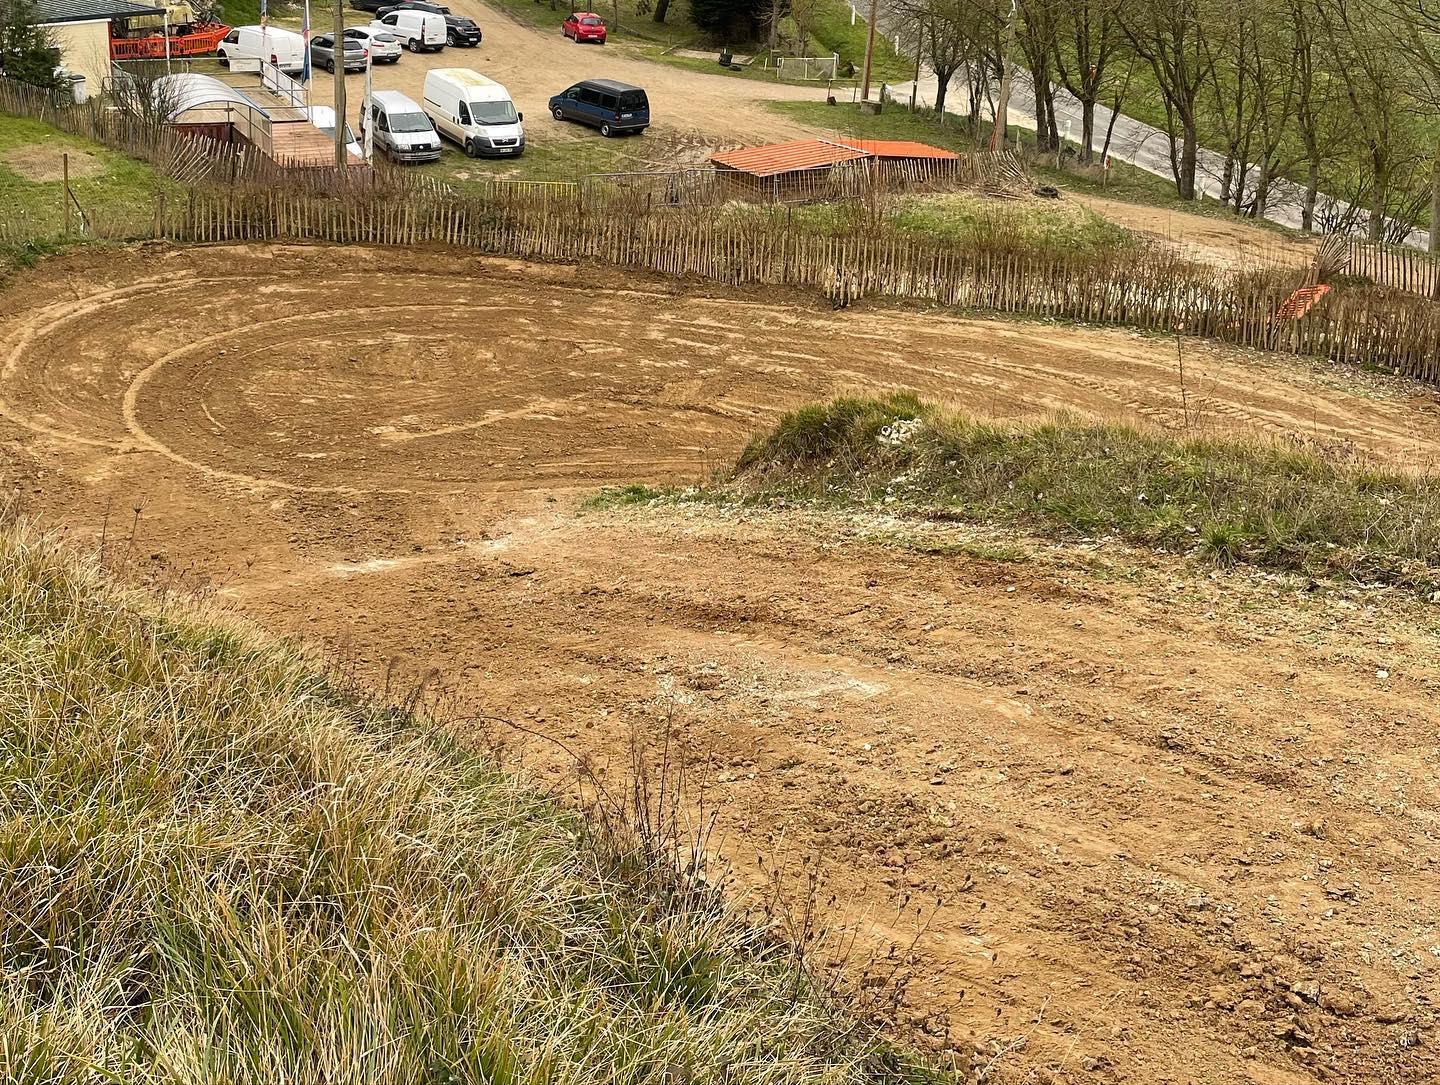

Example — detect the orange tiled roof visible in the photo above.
[838,139,958,160]
[710,137,956,177]
[710,139,872,177]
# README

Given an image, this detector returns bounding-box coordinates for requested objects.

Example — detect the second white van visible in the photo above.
[422,68,525,158]
[371,10,446,52]
[216,25,306,75]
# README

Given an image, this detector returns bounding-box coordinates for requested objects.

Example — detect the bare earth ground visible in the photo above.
[4,244,1438,1084]
[1069,195,1319,271]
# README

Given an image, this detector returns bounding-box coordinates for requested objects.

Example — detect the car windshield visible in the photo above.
[318,124,358,144]
[471,100,517,125]
[581,17,600,24]
[374,31,397,40]
[389,112,432,132]
[617,90,647,110]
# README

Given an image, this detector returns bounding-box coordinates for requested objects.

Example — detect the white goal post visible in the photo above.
[776,53,839,80]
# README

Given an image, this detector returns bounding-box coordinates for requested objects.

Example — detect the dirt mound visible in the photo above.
[1,243,1436,1085]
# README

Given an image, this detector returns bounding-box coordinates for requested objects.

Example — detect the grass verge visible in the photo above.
[0,114,177,241]
[0,524,950,1083]
[705,395,1440,591]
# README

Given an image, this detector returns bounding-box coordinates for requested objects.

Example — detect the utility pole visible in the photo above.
[860,0,878,102]
[333,0,346,169]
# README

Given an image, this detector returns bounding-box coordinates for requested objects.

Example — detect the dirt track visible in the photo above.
[4,244,1438,1085]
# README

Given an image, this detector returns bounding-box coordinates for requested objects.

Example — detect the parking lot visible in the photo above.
[294,0,823,168]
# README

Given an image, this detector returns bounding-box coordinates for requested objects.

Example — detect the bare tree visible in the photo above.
[1017,0,1060,151]
[1049,0,1126,162]
[1317,0,1420,239]
[1121,0,1218,200]
[791,0,818,54]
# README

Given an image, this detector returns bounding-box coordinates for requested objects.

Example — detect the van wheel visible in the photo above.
[408,37,421,52]
[552,106,565,121]
[600,123,613,137]
[217,52,229,66]
[464,138,480,158]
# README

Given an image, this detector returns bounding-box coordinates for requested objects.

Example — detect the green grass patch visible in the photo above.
[584,483,673,509]
[721,395,1440,591]
[765,191,1137,257]
[0,114,176,240]
[806,0,911,82]
[0,524,951,1083]
[412,130,639,187]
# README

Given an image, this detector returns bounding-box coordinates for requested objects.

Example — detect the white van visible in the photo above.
[361,90,442,163]
[216,25,306,74]
[371,10,445,52]
[422,68,524,158]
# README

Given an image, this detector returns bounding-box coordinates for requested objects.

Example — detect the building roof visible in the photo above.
[839,139,958,160]
[710,138,871,178]
[33,0,163,23]
[710,137,957,177]
[152,73,267,119]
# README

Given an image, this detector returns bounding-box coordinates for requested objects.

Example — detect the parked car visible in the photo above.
[423,68,523,157]
[216,25,306,75]
[361,90,442,162]
[306,105,363,160]
[370,9,446,51]
[342,25,402,62]
[374,0,448,15]
[309,32,367,73]
[562,12,606,43]
[442,14,481,45]
[549,78,647,137]
[348,0,391,12]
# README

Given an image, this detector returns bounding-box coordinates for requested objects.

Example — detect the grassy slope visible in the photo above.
[616,395,1440,591]
[765,99,1309,234]
[0,527,943,1083]
[0,115,176,240]
[722,193,1137,258]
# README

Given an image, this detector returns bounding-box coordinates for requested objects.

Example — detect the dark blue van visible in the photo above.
[548,78,649,137]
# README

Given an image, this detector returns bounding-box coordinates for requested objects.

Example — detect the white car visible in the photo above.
[342,25,402,63]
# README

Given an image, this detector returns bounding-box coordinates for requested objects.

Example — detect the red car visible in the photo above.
[562,11,607,43]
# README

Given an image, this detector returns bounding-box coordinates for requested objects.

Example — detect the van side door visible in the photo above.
[576,85,602,126]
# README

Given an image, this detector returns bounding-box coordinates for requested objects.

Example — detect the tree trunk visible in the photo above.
[1219,156,1234,204]
[1178,119,1198,200]
[1370,147,1386,242]
[1431,152,1440,255]
[1033,78,1051,152]
[1302,159,1318,231]
[935,69,951,115]
[1080,98,1095,164]
[652,0,670,23]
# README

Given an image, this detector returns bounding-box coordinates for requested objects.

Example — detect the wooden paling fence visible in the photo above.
[146,189,1440,385]
[1346,238,1440,299]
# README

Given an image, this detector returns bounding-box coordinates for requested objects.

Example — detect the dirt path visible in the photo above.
[1071,194,1319,271]
[3,244,1437,1085]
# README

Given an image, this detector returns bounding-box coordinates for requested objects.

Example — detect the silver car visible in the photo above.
[309,32,367,73]
[342,25,402,63]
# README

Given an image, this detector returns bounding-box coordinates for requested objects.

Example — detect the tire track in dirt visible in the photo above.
[2,244,1438,1085]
